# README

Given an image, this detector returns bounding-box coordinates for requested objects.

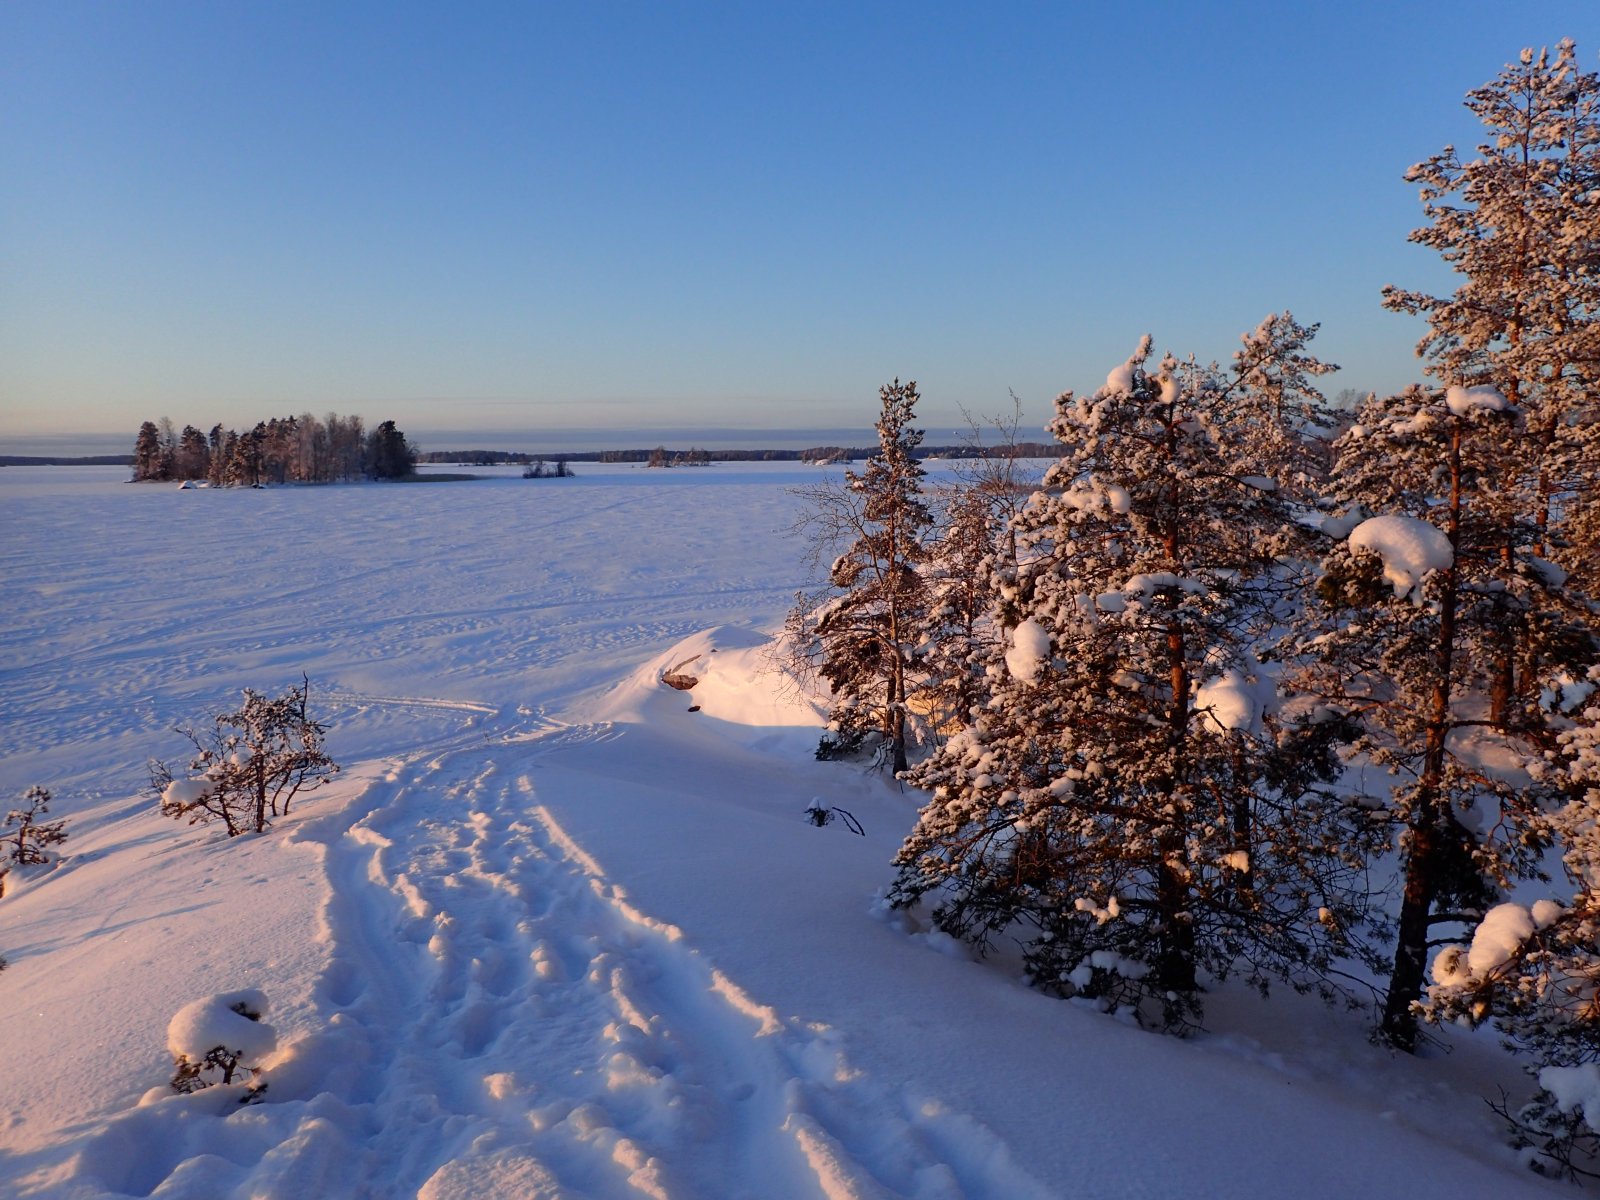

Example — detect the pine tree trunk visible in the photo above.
[1157,594,1196,1000]
[1381,814,1437,1051]
[1230,744,1255,904]
[1382,419,1464,1051]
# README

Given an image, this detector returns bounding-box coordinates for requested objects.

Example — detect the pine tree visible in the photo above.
[796,379,931,774]
[916,484,1005,737]
[893,322,1375,1030]
[917,400,1040,736]
[177,425,210,481]
[1382,40,1600,716]
[133,421,164,481]
[207,425,231,487]
[1302,383,1595,1050]
[365,420,417,479]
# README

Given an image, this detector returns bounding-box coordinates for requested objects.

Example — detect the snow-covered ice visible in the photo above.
[0,463,1560,1197]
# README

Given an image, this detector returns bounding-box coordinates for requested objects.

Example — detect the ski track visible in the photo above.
[62,715,1050,1200]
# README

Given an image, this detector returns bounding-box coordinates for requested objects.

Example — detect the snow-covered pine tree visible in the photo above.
[1303,383,1596,1051]
[795,379,931,774]
[132,421,165,481]
[1421,671,1600,1177]
[1382,40,1600,718]
[893,319,1375,1030]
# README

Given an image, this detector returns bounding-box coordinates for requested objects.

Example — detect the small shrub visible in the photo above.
[1,786,67,898]
[804,801,865,836]
[152,676,339,836]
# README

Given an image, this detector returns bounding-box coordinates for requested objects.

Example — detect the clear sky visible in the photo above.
[3,1,1596,450]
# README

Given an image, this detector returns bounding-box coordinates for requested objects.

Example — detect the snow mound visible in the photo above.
[1348,515,1452,598]
[1541,1065,1600,1132]
[1465,903,1535,979]
[625,626,827,733]
[160,777,213,810]
[167,989,276,1061]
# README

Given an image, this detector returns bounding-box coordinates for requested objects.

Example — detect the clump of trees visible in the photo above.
[523,458,574,478]
[644,446,713,468]
[791,37,1600,1176]
[152,677,340,837]
[131,413,417,485]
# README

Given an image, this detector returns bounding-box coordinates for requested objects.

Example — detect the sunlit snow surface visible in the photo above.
[0,465,1555,1198]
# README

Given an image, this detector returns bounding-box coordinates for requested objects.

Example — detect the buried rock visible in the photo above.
[660,654,702,691]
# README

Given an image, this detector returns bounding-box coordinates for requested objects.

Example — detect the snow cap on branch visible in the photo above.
[1347,514,1453,598]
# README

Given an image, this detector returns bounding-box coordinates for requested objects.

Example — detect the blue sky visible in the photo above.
[3,2,1595,450]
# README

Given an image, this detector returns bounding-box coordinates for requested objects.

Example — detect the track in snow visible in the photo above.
[64,720,1051,1199]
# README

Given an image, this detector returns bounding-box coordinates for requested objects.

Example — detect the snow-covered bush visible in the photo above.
[168,989,276,1101]
[151,677,339,837]
[0,786,67,899]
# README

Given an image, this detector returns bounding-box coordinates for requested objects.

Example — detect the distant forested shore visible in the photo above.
[416,442,1059,466]
[5,431,1059,477]
[1,455,133,467]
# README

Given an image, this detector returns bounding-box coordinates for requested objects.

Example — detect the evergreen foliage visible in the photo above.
[1382,38,1600,715]
[892,320,1378,1031]
[365,420,418,479]
[1299,385,1596,1049]
[1352,38,1600,1055]
[792,380,932,774]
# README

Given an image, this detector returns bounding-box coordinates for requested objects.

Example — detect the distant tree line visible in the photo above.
[131,415,416,485]
[413,443,1060,466]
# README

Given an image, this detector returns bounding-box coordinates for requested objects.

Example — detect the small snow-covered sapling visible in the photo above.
[168,989,277,1102]
[804,800,865,836]
[1,786,67,899]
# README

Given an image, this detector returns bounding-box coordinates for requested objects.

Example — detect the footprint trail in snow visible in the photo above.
[172,724,1054,1199]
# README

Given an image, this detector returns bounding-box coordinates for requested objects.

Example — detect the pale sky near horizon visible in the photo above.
[3,2,1596,449]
